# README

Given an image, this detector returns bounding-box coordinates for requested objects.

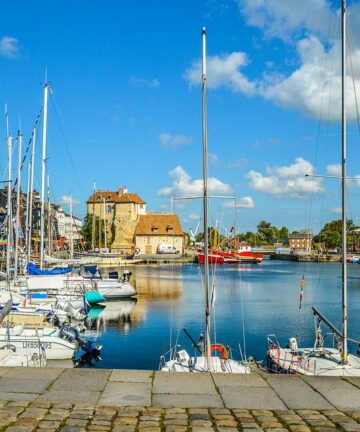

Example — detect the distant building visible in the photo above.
[54,206,82,243]
[288,233,313,251]
[135,213,184,255]
[87,187,146,253]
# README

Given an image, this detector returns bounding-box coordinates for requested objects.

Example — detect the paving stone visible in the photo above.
[165,408,186,414]
[340,424,360,432]
[153,394,223,408]
[38,421,62,429]
[163,419,188,426]
[304,377,360,411]
[51,370,111,393]
[5,427,35,432]
[289,426,311,432]
[91,420,112,426]
[109,370,153,383]
[116,409,139,417]
[137,428,161,432]
[267,376,333,410]
[216,419,238,427]
[0,393,37,402]
[191,428,216,432]
[65,419,88,426]
[87,426,111,431]
[60,428,87,432]
[0,378,52,394]
[20,408,48,419]
[38,391,100,405]
[154,372,216,395]
[112,427,136,432]
[114,417,138,426]
[14,418,39,427]
[190,413,211,420]
[165,426,187,432]
[164,414,187,420]
[138,421,160,427]
[216,428,239,432]
[190,420,213,427]
[100,382,151,407]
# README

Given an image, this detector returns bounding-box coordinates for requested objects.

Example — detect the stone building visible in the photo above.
[288,233,313,251]
[135,213,184,255]
[86,187,146,253]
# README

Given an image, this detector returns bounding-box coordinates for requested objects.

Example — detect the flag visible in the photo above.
[211,283,216,308]
[229,226,235,239]
[299,275,305,309]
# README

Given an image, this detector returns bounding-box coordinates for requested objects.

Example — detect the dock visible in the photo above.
[1,367,360,431]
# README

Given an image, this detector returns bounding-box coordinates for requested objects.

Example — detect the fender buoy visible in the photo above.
[211,344,228,360]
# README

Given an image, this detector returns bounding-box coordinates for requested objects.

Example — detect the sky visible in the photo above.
[1,0,360,235]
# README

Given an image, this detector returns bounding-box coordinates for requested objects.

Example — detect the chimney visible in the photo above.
[118,186,127,197]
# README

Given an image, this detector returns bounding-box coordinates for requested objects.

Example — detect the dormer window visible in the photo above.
[166,225,173,232]
[151,226,159,232]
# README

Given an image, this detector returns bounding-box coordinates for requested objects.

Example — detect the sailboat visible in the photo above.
[160,28,250,373]
[266,0,360,376]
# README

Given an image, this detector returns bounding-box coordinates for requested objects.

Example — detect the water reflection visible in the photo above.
[85,299,140,333]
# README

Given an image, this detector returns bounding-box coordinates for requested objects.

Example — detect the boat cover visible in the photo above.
[26,262,72,276]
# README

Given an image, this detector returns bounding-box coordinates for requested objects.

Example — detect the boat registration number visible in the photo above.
[22,342,52,349]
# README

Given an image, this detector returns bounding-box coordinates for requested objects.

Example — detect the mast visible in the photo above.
[91,181,96,251]
[47,175,52,256]
[27,126,36,264]
[202,27,212,370]
[341,0,348,365]
[40,82,49,269]
[69,192,74,260]
[14,130,23,278]
[6,135,12,285]
[25,162,31,249]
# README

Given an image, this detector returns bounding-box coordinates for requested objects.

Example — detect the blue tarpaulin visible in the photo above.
[26,262,72,276]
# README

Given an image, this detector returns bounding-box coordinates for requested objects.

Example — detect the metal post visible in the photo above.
[27,126,36,264]
[341,0,348,365]
[40,83,49,269]
[14,131,22,278]
[202,27,212,371]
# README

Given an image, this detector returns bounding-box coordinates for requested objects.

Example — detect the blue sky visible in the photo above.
[1,0,360,234]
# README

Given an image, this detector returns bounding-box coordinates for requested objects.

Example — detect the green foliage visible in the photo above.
[319,219,357,249]
[80,214,105,250]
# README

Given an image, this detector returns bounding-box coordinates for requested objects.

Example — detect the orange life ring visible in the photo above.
[211,344,228,360]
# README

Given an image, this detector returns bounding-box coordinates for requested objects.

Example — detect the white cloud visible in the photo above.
[246,157,323,198]
[230,158,248,169]
[184,52,256,96]
[129,76,160,88]
[209,153,219,165]
[330,207,342,214]
[223,196,255,208]
[326,163,341,177]
[0,36,19,58]
[59,195,81,206]
[157,165,233,198]
[237,0,333,42]
[182,2,360,122]
[189,213,201,220]
[158,132,192,149]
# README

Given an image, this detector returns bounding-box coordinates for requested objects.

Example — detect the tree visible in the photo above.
[80,214,105,250]
[257,220,275,245]
[319,219,357,249]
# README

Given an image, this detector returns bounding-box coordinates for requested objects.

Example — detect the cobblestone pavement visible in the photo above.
[0,368,360,431]
[1,403,360,432]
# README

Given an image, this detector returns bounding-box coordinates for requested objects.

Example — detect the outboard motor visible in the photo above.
[122,270,132,283]
[59,323,102,356]
[288,337,298,352]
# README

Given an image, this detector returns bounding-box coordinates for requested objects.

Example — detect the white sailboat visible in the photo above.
[160,28,250,374]
[266,0,360,376]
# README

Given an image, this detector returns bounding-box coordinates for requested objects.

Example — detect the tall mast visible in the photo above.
[92,181,96,251]
[69,192,74,260]
[14,130,23,278]
[47,175,52,256]
[27,126,36,264]
[341,0,348,365]
[6,135,12,285]
[25,162,31,249]
[202,27,212,370]
[40,82,49,269]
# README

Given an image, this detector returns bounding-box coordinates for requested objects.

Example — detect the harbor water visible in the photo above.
[55,260,360,370]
